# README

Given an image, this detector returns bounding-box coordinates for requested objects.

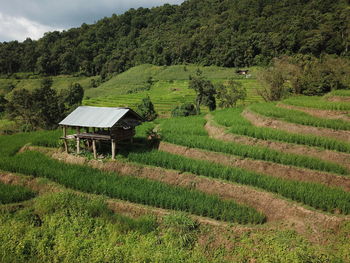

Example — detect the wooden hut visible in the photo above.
[59,106,143,159]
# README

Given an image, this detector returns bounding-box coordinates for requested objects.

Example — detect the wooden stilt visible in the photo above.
[64,140,68,153]
[111,139,116,160]
[76,127,81,154]
[92,140,97,159]
[63,126,68,153]
[76,137,80,154]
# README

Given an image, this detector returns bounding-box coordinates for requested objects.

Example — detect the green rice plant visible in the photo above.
[125,149,350,214]
[0,129,61,156]
[0,182,35,204]
[0,149,265,224]
[159,116,349,175]
[33,191,158,234]
[250,103,350,131]
[213,108,350,153]
[327,90,350,97]
[282,96,350,110]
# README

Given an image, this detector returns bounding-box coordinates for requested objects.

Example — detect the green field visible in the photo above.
[1,65,350,262]
[84,64,262,116]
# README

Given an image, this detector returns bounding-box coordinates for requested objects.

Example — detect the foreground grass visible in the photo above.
[1,191,344,263]
[250,103,350,131]
[213,108,350,153]
[159,116,348,175]
[0,132,265,224]
[0,182,35,204]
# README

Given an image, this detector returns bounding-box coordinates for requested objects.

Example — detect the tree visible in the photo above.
[137,96,157,121]
[31,85,65,129]
[256,67,288,101]
[189,72,216,113]
[64,83,84,107]
[171,103,197,117]
[41,77,53,89]
[6,89,37,130]
[257,55,350,99]
[216,80,247,108]
[6,83,66,130]
[0,95,8,114]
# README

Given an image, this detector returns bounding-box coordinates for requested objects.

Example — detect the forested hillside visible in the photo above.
[0,0,349,76]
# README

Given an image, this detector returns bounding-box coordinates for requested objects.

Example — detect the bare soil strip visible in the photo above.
[327,96,350,102]
[158,142,350,192]
[278,103,350,122]
[21,147,350,240]
[243,110,350,142]
[205,115,350,171]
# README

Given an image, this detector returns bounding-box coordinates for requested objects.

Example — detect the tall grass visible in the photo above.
[160,116,349,175]
[213,108,350,153]
[0,149,265,224]
[282,96,350,110]
[250,103,350,131]
[125,149,350,214]
[0,182,35,204]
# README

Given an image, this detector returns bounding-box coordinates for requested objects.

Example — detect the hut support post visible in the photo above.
[92,140,97,159]
[76,127,81,154]
[111,139,116,160]
[63,126,68,153]
[76,138,80,154]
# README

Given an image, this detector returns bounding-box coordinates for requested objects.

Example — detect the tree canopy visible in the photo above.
[0,0,349,76]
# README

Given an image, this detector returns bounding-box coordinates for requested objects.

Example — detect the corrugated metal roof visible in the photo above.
[59,106,138,128]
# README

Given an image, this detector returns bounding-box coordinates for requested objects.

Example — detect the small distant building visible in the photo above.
[236,69,249,75]
[59,106,143,159]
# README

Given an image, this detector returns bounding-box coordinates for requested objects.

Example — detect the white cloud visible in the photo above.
[0,12,61,41]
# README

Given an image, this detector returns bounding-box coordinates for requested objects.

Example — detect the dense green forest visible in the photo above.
[0,0,349,76]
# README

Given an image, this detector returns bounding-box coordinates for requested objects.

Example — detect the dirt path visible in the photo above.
[327,96,350,102]
[278,103,350,122]
[243,110,350,142]
[159,142,350,191]
[205,115,350,171]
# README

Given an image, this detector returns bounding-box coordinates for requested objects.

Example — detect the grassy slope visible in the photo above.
[0,75,95,95]
[84,64,262,116]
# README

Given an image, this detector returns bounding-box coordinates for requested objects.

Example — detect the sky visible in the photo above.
[0,0,185,42]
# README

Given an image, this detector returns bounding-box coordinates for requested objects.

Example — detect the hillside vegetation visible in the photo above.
[0,0,349,76]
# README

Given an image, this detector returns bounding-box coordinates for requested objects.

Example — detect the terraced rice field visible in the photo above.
[83,64,262,116]
[1,87,350,261]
